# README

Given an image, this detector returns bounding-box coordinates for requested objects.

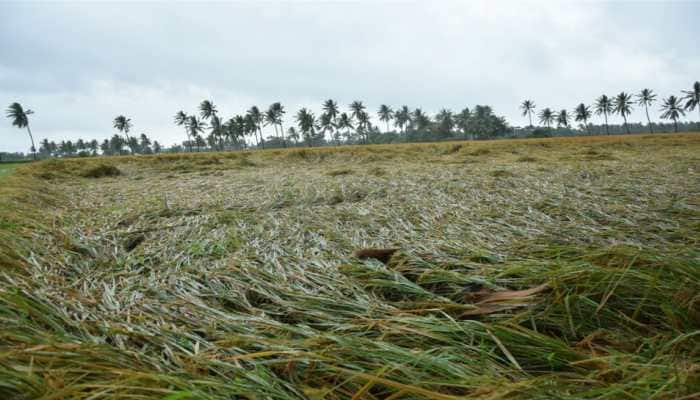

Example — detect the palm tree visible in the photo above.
[322,99,340,121]
[264,106,279,142]
[296,108,316,147]
[247,106,265,149]
[349,101,366,132]
[613,92,633,134]
[187,116,206,151]
[199,100,218,120]
[435,109,454,137]
[357,110,371,143]
[411,108,431,132]
[378,104,394,133]
[337,112,354,143]
[270,102,286,147]
[538,108,554,129]
[520,100,536,127]
[174,110,192,152]
[322,99,339,144]
[660,95,685,132]
[682,81,700,121]
[394,106,411,133]
[5,102,37,160]
[113,115,134,153]
[286,127,299,145]
[595,95,613,135]
[636,89,657,134]
[574,103,592,134]
[556,109,570,128]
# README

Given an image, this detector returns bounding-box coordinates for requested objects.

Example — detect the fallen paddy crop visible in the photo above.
[1,134,699,399]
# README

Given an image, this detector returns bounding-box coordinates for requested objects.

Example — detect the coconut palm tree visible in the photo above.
[264,106,279,142]
[660,95,685,132]
[286,127,299,145]
[200,100,218,120]
[377,104,394,133]
[412,108,430,131]
[520,100,536,127]
[636,89,657,134]
[271,102,286,147]
[574,103,592,134]
[187,116,206,151]
[5,102,37,160]
[247,106,264,149]
[296,108,316,147]
[113,115,134,153]
[682,81,700,121]
[394,106,411,133]
[357,111,371,143]
[337,112,354,143]
[556,109,570,128]
[435,109,454,137]
[613,92,633,134]
[174,110,192,152]
[538,108,555,129]
[349,101,366,127]
[321,99,339,144]
[595,95,613,135]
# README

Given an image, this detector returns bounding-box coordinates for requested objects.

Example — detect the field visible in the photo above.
[1,134,699,399]
[0,162,24,179]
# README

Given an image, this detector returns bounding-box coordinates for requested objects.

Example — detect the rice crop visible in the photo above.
[1,134,699,399]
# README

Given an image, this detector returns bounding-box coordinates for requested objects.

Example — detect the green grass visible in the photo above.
[0,162,24,179]
[0,134,699,399]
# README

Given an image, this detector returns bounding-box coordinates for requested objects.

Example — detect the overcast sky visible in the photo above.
[1,1,698,152]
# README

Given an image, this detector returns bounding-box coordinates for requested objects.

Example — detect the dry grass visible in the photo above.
[1,133,699,399]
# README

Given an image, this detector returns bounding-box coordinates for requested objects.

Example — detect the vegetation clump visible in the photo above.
[79,163,121,178]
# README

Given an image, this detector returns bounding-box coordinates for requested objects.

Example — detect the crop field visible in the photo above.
[0,162,24,179]
[1,134,699,399]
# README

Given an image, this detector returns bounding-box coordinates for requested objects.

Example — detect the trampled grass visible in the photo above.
[1,134,699,399]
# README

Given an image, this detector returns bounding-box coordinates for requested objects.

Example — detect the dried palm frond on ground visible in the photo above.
[1,134,699,399]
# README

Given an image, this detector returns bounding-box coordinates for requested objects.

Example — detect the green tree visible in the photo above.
[286,127,299,145]
[271,102,286,147]
[5,102,37,160]
[113,115,134,153]
[187,116,206,151]
[337,112,354,143]
[613,92,633,134]
[660,95,685,132]
[394,106,411,133]
[174,111,192,152]
[538,108,554,129]
[520,100,536,127]
[574,103,592,134]
[595,95,613,135]
[682,81,700,121]
[556,109,570,128]
[636,89,657,134]
[378,104,394,133]
[434,109,454,138]
[296,108,316,147]
[247,106,265,149]
[199,100,218,120]
[456,107,472,139]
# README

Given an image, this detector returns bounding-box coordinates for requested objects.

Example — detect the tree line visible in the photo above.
[520,82,700,135]
[4,81,699,158]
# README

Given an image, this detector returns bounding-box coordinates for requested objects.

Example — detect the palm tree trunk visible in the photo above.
[528,112,533,128]
[674,119,678,132]
[623,115,629,134]
[604,113,609,135]
[280,122,286,148]
[258,127,265,149]
[645,106,654,134]
[26,124,37,160]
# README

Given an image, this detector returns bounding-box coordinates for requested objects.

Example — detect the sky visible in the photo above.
[1,0,699,152]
